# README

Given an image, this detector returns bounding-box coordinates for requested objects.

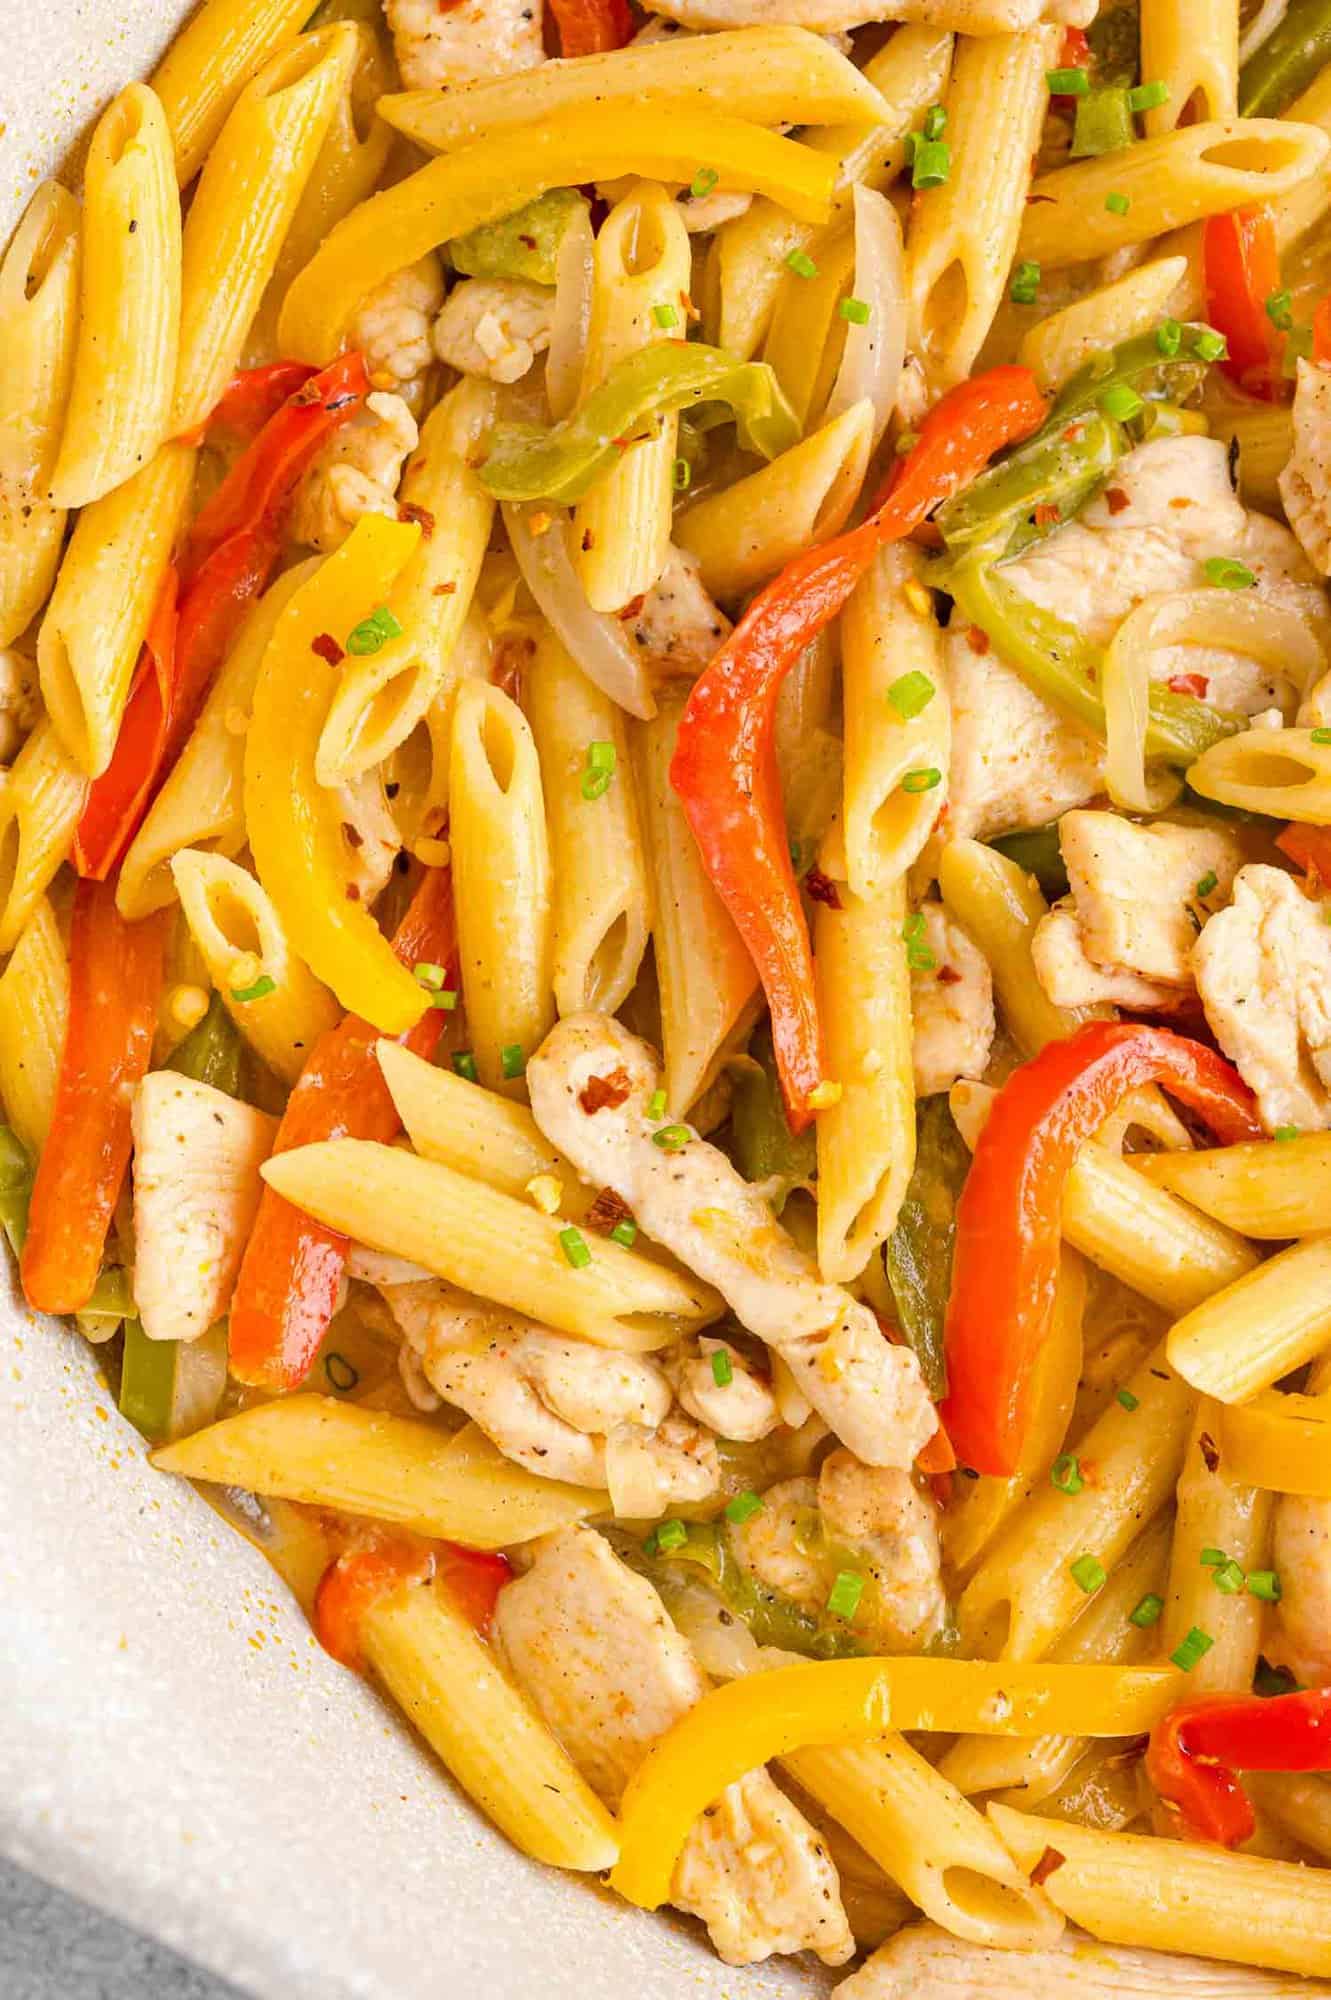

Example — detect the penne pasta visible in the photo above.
[1248,1773,1331,1864]
[150,0,312,185]
[1187,725,1331,820]
[937,838,1103,1057]
[48,86,181,512]
[1268,66,1331,255]
[1017,256,1191,396]
[0,182,79,648]
[762,220,856,432]
[1161,1402,1272,1694]
[1140,0,1239,132]
[0,895,69,1156]
[1133,1132,1331,1238]
[0,719,87,955]
[1168,1234,1331,1404]
[1063,1142,1260,1319]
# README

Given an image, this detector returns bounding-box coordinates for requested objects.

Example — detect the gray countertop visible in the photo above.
[0,1861,246,2000]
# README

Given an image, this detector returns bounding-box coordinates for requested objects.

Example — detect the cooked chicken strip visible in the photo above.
[386,0,545,92]
[289,391,418,553]
[1194,864,1331,1132]
[909,901,994,1098]
[665,1335,782,1443]
[526,1014,936,1467]
[350,256,445,411]
[1280,356,1331,577]
[494,1525,853,1966]
[432,277,554,386]
[1032,903,1183,1012]
[1059,810,1244,987]
[1272,1489,1331,1685]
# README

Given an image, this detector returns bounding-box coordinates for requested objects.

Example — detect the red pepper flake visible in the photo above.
[345,882,362,902]
[1199,1431,1221,1473]
[518,233,537,250]
[1030,1846,1066,1888]
[611,435,632,453]
[1062,423,1085,442]
[581,529,595,552]
[492,632,535,700]
[586,1186,633,1234]
[938,963,963,985]
[965,626,991,655]
[805,868,843,910]
[342,822,364,849]
[579,1067,633,1115]
[312,632,344,665]
[1169,496,1194,510]
[1168,672,1210,698]
[679,289,701,324]
[618,594,646,621]
[1105,486,1130,515]
[433,580,457,596]
[1033,503,1061,528]
[399,501,436,539]
[1026,193,1058,206]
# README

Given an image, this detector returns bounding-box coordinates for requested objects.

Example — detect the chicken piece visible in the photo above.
[678,188,754,232]
[603,1414,721,1517]
[130,1074,276,1344]
[1194,863,1331,1132]
[350,256,446,411]
[494,1525,853,1965]
[1280,356,1331,577]
[730,1474,827,1606]
[942,625,1105,843]
[628,544,732,677]
[385,0,544,93]
[381,1277,673,1488]
[525,1014,937,1467]
[337,768,402,907]
[646,0,1090,33]
[666,1334,782,1443]
[909,901,994,1098]
[1032,902,1182,1012]
[432,277,554,387]
[290,391,418,552]
[838,1921,1315,1998]
[1059,809,1245,986]
[1272,1490,1331,1685]
[0,647,39,765]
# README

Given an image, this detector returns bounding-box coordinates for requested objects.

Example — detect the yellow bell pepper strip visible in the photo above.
[277,104,837,362]
[1218,1387,1331,1498]
[609,1657,1183,1911]
[244,514,424,1033]
[476,344,799,505]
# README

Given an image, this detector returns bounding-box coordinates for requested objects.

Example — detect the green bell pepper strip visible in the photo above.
[1087,3,1139,84]
[622,1520,866,1660]
[0,1125,30,1261]
[119,1317,180,1445]
[1240,0,1331,116]
[883,1094,971,1401]
[1071,85,1133,158]
[935,408,1121,561]
[1048,327,1212,428]
[476,342,800,504]
[450,189,590,288]
[166,992,244,1097]
[727,1024,816,1216]
[990,823,1070,900]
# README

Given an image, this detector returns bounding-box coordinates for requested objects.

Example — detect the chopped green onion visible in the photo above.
[652,302,679,329]
[1247,1569,1283,1602]
[725,1489,764,1525]
[610,1217,637,1248]
[1116,1386,1139,1411]
[1312,727,1331,744]
[414,961,447,990]
[1099,382,1144,421]
[1267,288,1294,331]
[1128,79,1170,112]
[1171,1625,1216,1672]
[230,973,276,1003]
[887,670,936,719]
[1051,1453,1084,1495]
[1157,318,1183,357]
[907,944,937,973]
[1104,191,1130,216]
[1129,1592,1165,1629]
[901,766,942,793]
[1071,85,1133,158]
[1275,1124,1301,1142]
[923,103,947,140]
[655,1517,687,1552]
[1213,1558,1246,1594]
[451,1050,479,1082]
[1195,871,1218,898]
[711,1347,734,1387]
[839,296,871,325]
[827,1569,865,1620]
[1194,326,1228,362]
[786,249,819,280]
[652,1123,692,1152]
[431,988,459,1011]
[911,138,951,188]
[690,167,718,199]
[581,739,617,800]
[560,1225,591,1269]
[1047,65,1090,94]
[1010,259,1042,305]
[1071,1554,1107,1595]
[673,456,692,492]
[902,912,926,942]
[647,1087,667,1119]
[1204,556,1256,589]
[346,604,403,656]
[1201,1547,1228,1567]
[501,1043,526,1079]
[324,1351,359,1393]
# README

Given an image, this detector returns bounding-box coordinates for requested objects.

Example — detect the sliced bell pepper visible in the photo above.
[1277,820,1331,886]
[671,365,1048,1128]
[941,1021,1265,1478]
[72,567,180,880]
[314,1533,510,1672]
[1239,0,1331,116]
[205,360,319,444]
[20,883,169,1316]
[1148,1689,1331,1847]
[547,0,634,56]
[1203,207,1289,403]
[228,861,456,1391]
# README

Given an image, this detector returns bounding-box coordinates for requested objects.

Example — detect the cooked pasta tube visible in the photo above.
[37,442,196,779]
[1064,1143,1259,1317]
[152,1398,607,1546]
[278,108,836,364]
[362,1577,620,1874]
[117,562,316,921]
[572,185,691,613]
[783,1734,1063,1951]
[1248,1773,1331,1863]
[48,86,181,512]
[633,689,760,1112]
[525,627,650,1018]
[1268,66,1331,254]
[1017,257,1191,396]
[0,183,79,648]
[937,839,1104,1056]
[259,1137,723,1351]
[0,719,87,955]
[762,221,856,432]
[1187,726,1331,820]
[675,399,873,599]
[1211,390,1294,512]
[1133,1133,1331,1238]
[841,545,949,897]
[449,678,554,1095]
[170,27,358,437]
[1140,0,1239,131]
[1160,1401,1272,1694]
[1017,119,1329,269]
[814,878,915,1284]
[170,849,341,1084]
[1168,1234,1331,1403]
[317,379,496,784]
[905,26,1056,390]
[150,0,312,184]
[988,1805,1331,1978]
[957,1343,1194,1661]
[0,895,68,1156]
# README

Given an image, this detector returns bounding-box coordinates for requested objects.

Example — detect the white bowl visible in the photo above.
[0,17,821,1995]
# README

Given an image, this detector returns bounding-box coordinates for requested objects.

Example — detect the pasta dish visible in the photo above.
[9,0,1331,1987]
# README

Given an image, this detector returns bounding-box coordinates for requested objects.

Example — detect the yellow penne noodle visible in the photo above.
[1269,65,1331,253]
[1063,1142,1259,1317]
[38,442,195,779]
[152,1397,607,1546]
[0,183,79,647]
[633,689,760,1112]
[170,27,358,437]
[675,400,873,599]
[317,378,497,785]
[449,678,554,1094]
[1018,255,1191,395]
[117,562,317,921]
[0,895,68,1155]
[814,878,915,1284]
[1168,1234,1331,1403]
[151,0,312,184]
[1248,1773,1331,1863]
[379,27,887,153]
[259,1137,723,1350]
[525,626,651,1018]
[171,848,342,1083]
[906,26,1056,390]
[0,719,87,955]
[1140,0,1238,131]
[363,1578,620,1874]
[1161,1401,1271,1694]
[48,86,181,512]
[938,837,1104,1056]
[1017,119,1329,269]
[1188,725,1331,820]
[1133,1133,1331,1237]
[989,1805,1331,1978]
[762,220,856,432]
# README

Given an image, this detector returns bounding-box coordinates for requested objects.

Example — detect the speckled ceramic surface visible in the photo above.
[0,17,823,1996]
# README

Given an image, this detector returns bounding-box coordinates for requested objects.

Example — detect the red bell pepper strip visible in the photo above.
[227,864,456,1391]
[671,365,1049,1130]
[1147,1689,1331,1848]
[314,1534,511,1672]
[20,883,169,1315]
[206,361,318,445]
[72,568,179,880]
[1315,296,1331,367]
[1202,207,1289,402]
[547,0,634,56]
[940,1021,1266,1478]
[1277,821,1331,885]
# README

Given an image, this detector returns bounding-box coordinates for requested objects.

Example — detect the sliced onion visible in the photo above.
[1240,0,1288,63]
[546,201,594,422]
[825,184,906,452]
[504,501,656,719]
